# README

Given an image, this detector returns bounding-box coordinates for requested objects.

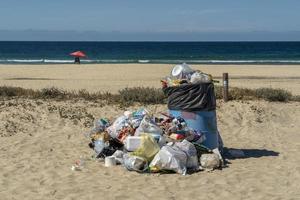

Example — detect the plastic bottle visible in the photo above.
[94,139,105,155]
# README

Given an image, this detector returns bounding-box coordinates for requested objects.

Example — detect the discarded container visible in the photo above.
[105,156,117,167]
[171,63,194,79]
[124,136,142,152]
[94,139,105,155]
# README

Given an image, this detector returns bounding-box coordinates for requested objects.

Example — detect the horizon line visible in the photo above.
[1,40,300,42]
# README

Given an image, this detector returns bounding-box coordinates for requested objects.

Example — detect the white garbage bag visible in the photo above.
[174,140,199,170]
[123,154,148,173]
[135,116,163,136]
[149,143,187,175]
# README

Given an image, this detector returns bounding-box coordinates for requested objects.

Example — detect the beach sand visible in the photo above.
[0,64,300,200]
[1,64,300,94]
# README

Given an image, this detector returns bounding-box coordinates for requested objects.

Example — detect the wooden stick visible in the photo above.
[223,73,229,102]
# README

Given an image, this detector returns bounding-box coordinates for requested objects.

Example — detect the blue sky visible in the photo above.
[1,0,300,40]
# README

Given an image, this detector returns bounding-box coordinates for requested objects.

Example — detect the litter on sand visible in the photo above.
[76,64,224,175]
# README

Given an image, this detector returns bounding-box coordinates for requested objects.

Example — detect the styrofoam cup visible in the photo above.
[105,156,116,167]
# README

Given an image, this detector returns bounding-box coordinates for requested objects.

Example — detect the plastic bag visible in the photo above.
[185,129,206,144]
[92,118,110,133]
[112,150,125,164]
[190,71,212,84]
[132,108,149,119]
[174,140,199,170]
[135,116,163,136]
[163,83,216,112]
[124,108,148,129]
[149,143,187,175]
[200,153,220,170]
[131,134,160,162]
[123,154,148,173]
[86,118,110,139]
[92,138,123,158]
[94,139,106,155]
[107,115,128,138]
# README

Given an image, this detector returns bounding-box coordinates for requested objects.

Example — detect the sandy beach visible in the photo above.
[1,64,300,94]
[1,64,300,200]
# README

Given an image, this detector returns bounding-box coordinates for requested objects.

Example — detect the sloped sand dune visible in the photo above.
[0,99,299,200]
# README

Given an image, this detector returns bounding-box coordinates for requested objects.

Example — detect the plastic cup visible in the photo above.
[105,156,116,167]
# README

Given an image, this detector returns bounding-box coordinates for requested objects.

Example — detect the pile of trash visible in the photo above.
[161,63,216,87]
[73,63,224,175]
[84,108,223,175]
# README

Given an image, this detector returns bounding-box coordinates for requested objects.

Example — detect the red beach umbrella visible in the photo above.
[70,51,86,57]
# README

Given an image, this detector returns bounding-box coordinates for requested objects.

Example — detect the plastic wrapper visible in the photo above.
[87,118,110,139]
[93,118,110,133]
[135,116,163,136]
[123,154,148,173]
[149,143,187,175]
[126,108,149,129]
[112,150,125,164]
[107,115,128,138]
[91,137,123,158]
[185,130,206,144]
[157,135,167,148]
[94,139,106,155]
[131,134,160,162]
[174,140,199,170]
[190,71,212,84]
[132,108,149,119]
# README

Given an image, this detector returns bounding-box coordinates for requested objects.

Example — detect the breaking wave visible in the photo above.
[1,59,300,64]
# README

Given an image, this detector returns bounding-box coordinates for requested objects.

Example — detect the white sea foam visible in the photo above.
[1,59,300,64]
[206,60,300,63]
[6,59,44,63]
[43,59,74,63]
[153,59,300,64]
[138,60,150,63]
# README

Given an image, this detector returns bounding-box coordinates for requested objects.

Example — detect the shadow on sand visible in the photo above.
[223,147,279,160]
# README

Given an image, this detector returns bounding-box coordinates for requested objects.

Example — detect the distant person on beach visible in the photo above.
[74,57,80,64]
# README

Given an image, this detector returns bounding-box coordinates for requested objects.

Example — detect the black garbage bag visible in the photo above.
[89,138,124,158]
[163,82,216,112]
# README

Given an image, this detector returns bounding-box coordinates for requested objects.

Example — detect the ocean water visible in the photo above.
[1,41,300,64]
